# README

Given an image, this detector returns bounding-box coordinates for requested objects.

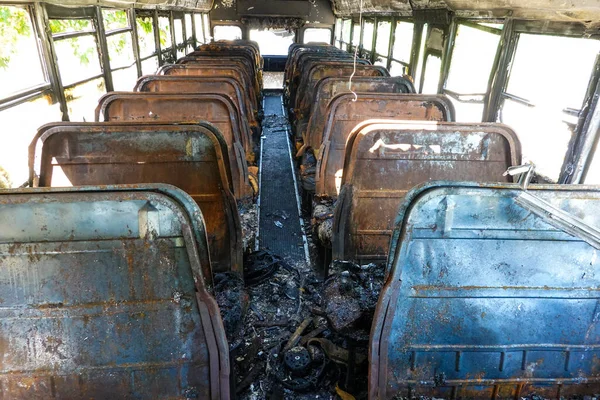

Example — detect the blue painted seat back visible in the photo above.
[371,182,600,399]
[0,186,229,399]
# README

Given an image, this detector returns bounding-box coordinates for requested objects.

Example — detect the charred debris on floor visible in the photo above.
[216,245,385,399]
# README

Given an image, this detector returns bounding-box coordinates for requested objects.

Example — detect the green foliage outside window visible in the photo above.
[0,6,32,69]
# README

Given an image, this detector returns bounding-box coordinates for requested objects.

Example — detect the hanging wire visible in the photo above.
[347,0,364,102]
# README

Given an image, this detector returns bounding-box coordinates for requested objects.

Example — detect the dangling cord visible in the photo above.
[348,0,364,102]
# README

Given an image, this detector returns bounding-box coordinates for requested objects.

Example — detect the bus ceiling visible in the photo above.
[330,0,600,25]
[206,0,600,29]
[12,0,600,29]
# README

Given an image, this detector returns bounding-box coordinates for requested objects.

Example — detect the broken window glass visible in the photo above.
[352,23,361,47]
[54,34,102,86]
[107,32,134,69]
[102,9,128,31]
[158,16,172,51]
[421,53,441,94]
[174,17,185,57]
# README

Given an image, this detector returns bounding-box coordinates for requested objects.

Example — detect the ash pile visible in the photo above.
[216,250,385,399]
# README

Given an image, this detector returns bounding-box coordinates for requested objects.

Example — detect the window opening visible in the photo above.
[501,33,600,181]
[445,23,501,122]
[0,5,48,100]
[303,28,332,44]
[213,25,242,41]
[250,28,294,55]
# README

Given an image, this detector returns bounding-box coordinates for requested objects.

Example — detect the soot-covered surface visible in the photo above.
[228,93,378,399]
[258,94,306,263]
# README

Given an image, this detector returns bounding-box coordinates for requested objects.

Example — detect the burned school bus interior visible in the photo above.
[4,0,600,399]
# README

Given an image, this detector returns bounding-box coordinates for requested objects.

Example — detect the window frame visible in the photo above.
[334,17,342,48]
[373,18,392,67]
[0,4,53,109]
[301,26,333,45]
[193,13,206,46]
[497,30,600,182]
[212,22,243,41]
[361,17,376,60]
[101,8,137,76]
[389,18,416,76]
[49,12,105,91]
[335,18,353,52]
[0,6,211,117]
[441,20,503,120]
[172,11,187,58]
[135,11,158,62]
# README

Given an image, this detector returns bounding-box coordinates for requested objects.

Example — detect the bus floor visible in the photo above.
[229,92,374,399]
[256,93,309,262]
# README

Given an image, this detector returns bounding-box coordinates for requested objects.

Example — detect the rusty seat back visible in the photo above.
[285,45,344,105]
[314,93,455,197]
[332,121,521,263]
[286,47,355,104]
[193,43,263,89]
[133,75,259,139]
[176,56,261,100]
[197,41,262,69]
[158,64,259,113]
[30,122,243,276]
[0,185,229,399]
[297,76,414,148]
[180,54,256,75]
[95,92,253,199]
[289,57,367,111]
[292,61,383,122]
[284,43,336,86]
[286,46,352,89]
[126,78,254,150]
[371,181,600,399]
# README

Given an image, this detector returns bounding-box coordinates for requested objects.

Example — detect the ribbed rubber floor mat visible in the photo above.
[258,94,306,263]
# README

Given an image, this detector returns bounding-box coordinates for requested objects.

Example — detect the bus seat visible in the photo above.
[192,44,263,90]
[284,43,337,88]
[197,41,262,70]
[285,45,350,91]
[333,121,521,263]
[0,185,230,399]
[158,64,259,113]
[289,56,369,111]
[292,63,389,129]
[94,92,253,199]
[371,181,600,399]
[134,75,259,142]
[176,56,261,101]
[297,76,415,150]
[313,93,456,197]
[29,122,243,276]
